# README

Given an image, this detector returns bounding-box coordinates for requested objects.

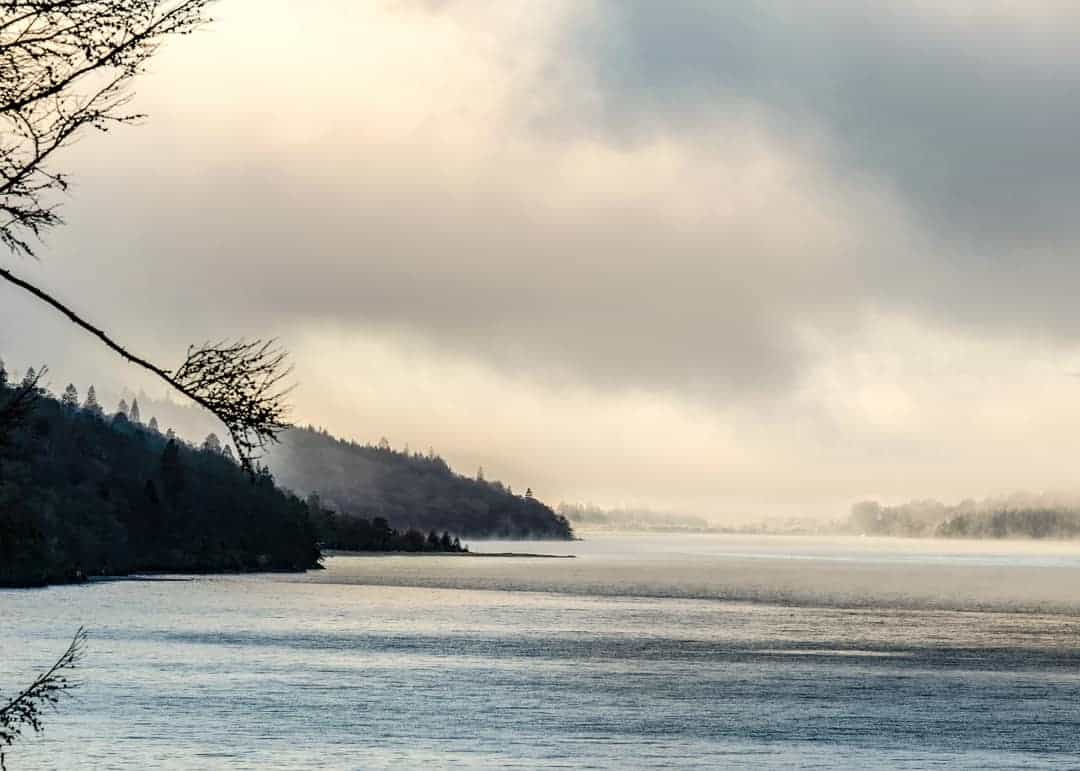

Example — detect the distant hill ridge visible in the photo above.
[265,426,574,540]
[96,392,574,539]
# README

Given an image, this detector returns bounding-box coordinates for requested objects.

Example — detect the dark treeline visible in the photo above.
[305,493,466,553]
[557,502,713,532]
[850,494,1080,539]
[267,426,574,539]
[0,370,322,587]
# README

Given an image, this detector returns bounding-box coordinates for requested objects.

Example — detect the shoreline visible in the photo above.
[1,563,321,590]
[322,549,575,559]
[1,551,578,589]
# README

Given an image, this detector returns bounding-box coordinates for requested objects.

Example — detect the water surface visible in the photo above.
[3,534,1080,768]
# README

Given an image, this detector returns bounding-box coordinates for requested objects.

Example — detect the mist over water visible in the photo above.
[4,534,1080,769]
[310,534,1080,615]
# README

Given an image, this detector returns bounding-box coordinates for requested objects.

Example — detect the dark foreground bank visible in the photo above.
[0,376,322,587]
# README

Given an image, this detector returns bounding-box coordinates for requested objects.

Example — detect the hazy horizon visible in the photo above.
[7,1,1080,519]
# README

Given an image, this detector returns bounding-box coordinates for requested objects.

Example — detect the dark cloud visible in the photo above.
[578,2,1080,254]
[14,0,1080,398]
[41,145,842,398]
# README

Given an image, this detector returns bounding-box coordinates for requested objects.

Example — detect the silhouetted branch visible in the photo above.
[0,267,291,470]
[173,339,294,466]
[0,628,87,771]
[1,1,212,256]
[0,362,45,447]
[0,2,293,473]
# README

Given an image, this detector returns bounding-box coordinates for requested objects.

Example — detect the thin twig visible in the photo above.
[0,628,87,771]
[0,267,291,470]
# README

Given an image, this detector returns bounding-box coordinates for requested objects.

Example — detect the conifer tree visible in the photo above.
[83,386,103,416]
[61,384,79,409]
[148,417,160,433]
[202,433,222,453]
[129,398,141,424]
[0,358,7,388]
[223,445,235,462]
[116,399,129,419]
[160,439,185,503]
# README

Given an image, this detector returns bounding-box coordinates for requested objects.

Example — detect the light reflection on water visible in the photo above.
[3,534,1080,769]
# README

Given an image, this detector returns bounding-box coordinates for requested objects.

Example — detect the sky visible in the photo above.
[4,0,1080,520]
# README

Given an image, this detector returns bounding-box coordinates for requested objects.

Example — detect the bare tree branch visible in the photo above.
[0,2,296,471]
[0,627,87,771]
[0,267,291,469]
[0,362,45,446]
[1,1,212,257]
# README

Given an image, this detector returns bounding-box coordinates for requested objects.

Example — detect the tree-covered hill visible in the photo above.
[0,375,322,587]
[850,495,1080,539]
[265,426,574,539]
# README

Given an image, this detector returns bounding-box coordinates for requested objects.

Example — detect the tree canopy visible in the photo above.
[0,375,321,587]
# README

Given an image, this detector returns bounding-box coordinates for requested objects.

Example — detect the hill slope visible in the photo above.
[266,426,574,539]
[0,382,322,587]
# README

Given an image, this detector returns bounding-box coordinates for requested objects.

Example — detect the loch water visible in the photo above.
[3,534,1080,769]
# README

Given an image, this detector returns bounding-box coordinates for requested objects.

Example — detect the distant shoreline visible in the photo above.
[323,549,575,559]
[569,526,1080,542]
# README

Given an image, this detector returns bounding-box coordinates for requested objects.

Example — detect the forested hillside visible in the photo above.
[266,426,574,539]
[63,390,574,540]
[850,495,1080,539]
[0,372,322,587]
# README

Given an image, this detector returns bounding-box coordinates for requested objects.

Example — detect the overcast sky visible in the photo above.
[5,0,1080,519]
